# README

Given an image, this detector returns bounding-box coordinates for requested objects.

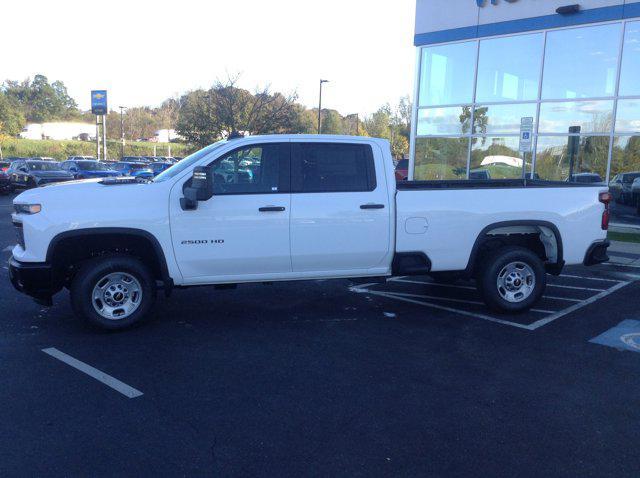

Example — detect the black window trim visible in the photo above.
[290,142,377,194]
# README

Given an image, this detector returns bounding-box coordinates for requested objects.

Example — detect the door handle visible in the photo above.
[259,206,286,212]
[360,204,385,209]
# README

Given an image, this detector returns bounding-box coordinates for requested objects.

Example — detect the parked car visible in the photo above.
[121,156,148,163]
[61,159,122,179]
[631,177,640,213]
[469,169,492,180]
[0,166,11,194]
[7,159,74,189]
[150,162,173,176]
[9,134,611,330]
[395,158,408,181]
[609,172,640,204]
[111,161,154,179]
[569,172,603,183]
[0,161,11,172]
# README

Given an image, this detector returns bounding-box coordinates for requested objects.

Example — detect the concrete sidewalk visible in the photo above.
[608,240,640,266]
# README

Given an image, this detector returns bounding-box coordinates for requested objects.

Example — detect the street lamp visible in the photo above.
[318,79,329,134]
[119,106,127,158]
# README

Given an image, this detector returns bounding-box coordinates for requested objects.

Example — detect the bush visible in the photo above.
[0,137,193,161]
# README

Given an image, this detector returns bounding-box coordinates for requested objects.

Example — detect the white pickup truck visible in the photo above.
[9,135,611,329]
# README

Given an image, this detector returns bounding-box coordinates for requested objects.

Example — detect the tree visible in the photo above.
[0,92,25,135]
[2,75,78,123]
[176,76,299,146]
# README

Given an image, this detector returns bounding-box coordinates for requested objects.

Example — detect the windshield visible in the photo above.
[623,173,640,183]
[77,161,110,171]
[154,141,227,182]
[27,161,62,171]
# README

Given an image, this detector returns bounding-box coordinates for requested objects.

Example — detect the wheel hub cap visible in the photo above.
[92,272,142,320]
[497,261,535,303]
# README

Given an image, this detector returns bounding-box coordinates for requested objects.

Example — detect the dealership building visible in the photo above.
[409,0,640,182]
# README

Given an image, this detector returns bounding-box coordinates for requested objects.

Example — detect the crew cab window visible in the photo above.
[291,143,376,193]
[209,143,289,195]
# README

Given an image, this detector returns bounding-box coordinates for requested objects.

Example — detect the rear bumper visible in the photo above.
[583,240,610,266]
[8,256,56,305]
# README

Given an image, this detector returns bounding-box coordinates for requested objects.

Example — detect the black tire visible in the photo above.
[70,254,157,330]
[476,246,546,313]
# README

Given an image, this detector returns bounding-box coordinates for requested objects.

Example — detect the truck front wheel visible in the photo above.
[70,255,157,330]
[477,246,546,313]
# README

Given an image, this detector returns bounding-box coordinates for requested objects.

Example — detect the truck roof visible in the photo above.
[235,134,389,146]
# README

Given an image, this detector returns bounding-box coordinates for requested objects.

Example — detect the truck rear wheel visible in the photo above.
[477,246,546,313]
[70,255,157,330]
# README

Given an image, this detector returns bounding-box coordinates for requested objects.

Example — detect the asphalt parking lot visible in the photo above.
[2,192,640,476]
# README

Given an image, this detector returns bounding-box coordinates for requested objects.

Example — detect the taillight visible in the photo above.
[599,191,612,230]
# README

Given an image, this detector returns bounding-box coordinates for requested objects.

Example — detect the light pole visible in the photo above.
[318,79,329,134]
[119,106,127,158]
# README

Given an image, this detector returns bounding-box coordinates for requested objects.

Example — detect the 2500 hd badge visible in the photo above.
[181,239,225,245]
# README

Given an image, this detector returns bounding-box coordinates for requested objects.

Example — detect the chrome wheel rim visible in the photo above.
[496,261,535,303]
[92,272,142,320]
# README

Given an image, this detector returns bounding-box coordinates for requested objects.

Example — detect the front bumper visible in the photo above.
[584,240,610,266]
[8,256,57,305]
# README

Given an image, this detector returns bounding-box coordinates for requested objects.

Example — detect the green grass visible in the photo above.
[0,137,193,161]
[608,231,640,244]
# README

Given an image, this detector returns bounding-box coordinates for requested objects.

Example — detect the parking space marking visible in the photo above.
[3,245,13,252]
[606,261,640,269]
[377,290,555,314]
[359,288,532,329]
[390,278,476,290]
[546,283,606,292]
[389,277,594,302]
[526,280,631,330]
[559,274,621,283]
[42,348,143,399]
[352,272,633,331]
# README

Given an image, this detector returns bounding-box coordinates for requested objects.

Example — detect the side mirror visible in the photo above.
[180,166,214,211]
[70,167,78,173]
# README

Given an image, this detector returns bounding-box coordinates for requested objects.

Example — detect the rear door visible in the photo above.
[289,140,391,274]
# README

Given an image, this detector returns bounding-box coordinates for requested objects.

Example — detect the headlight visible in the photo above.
[14,203,42,215]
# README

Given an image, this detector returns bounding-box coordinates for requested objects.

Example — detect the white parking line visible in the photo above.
[390,278,476,290]
[3,245,13,252]
[559,274,622,283]
[379,290,555,314]
[360,289,532,330]
[542,295,582,302]
[546,283,605,292]
[42,348,143,398]
[605,261,640,269]
[526,280,631,330]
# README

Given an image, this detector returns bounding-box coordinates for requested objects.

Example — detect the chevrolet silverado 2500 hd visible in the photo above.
[9,135,611,329]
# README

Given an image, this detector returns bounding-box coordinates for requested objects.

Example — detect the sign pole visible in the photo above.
[102,114,108,161]
[519,116,534,183]
[95,115,101,160]
[91,90,108,161]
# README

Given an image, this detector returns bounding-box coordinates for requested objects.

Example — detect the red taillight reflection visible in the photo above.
[599,191,612,230]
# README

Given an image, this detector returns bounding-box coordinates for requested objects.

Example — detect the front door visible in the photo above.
[169,142,291,282]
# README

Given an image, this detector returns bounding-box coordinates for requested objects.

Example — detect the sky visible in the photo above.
[2,0,416,116]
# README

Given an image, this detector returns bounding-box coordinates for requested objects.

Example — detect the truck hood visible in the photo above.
[14,177,162,210]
